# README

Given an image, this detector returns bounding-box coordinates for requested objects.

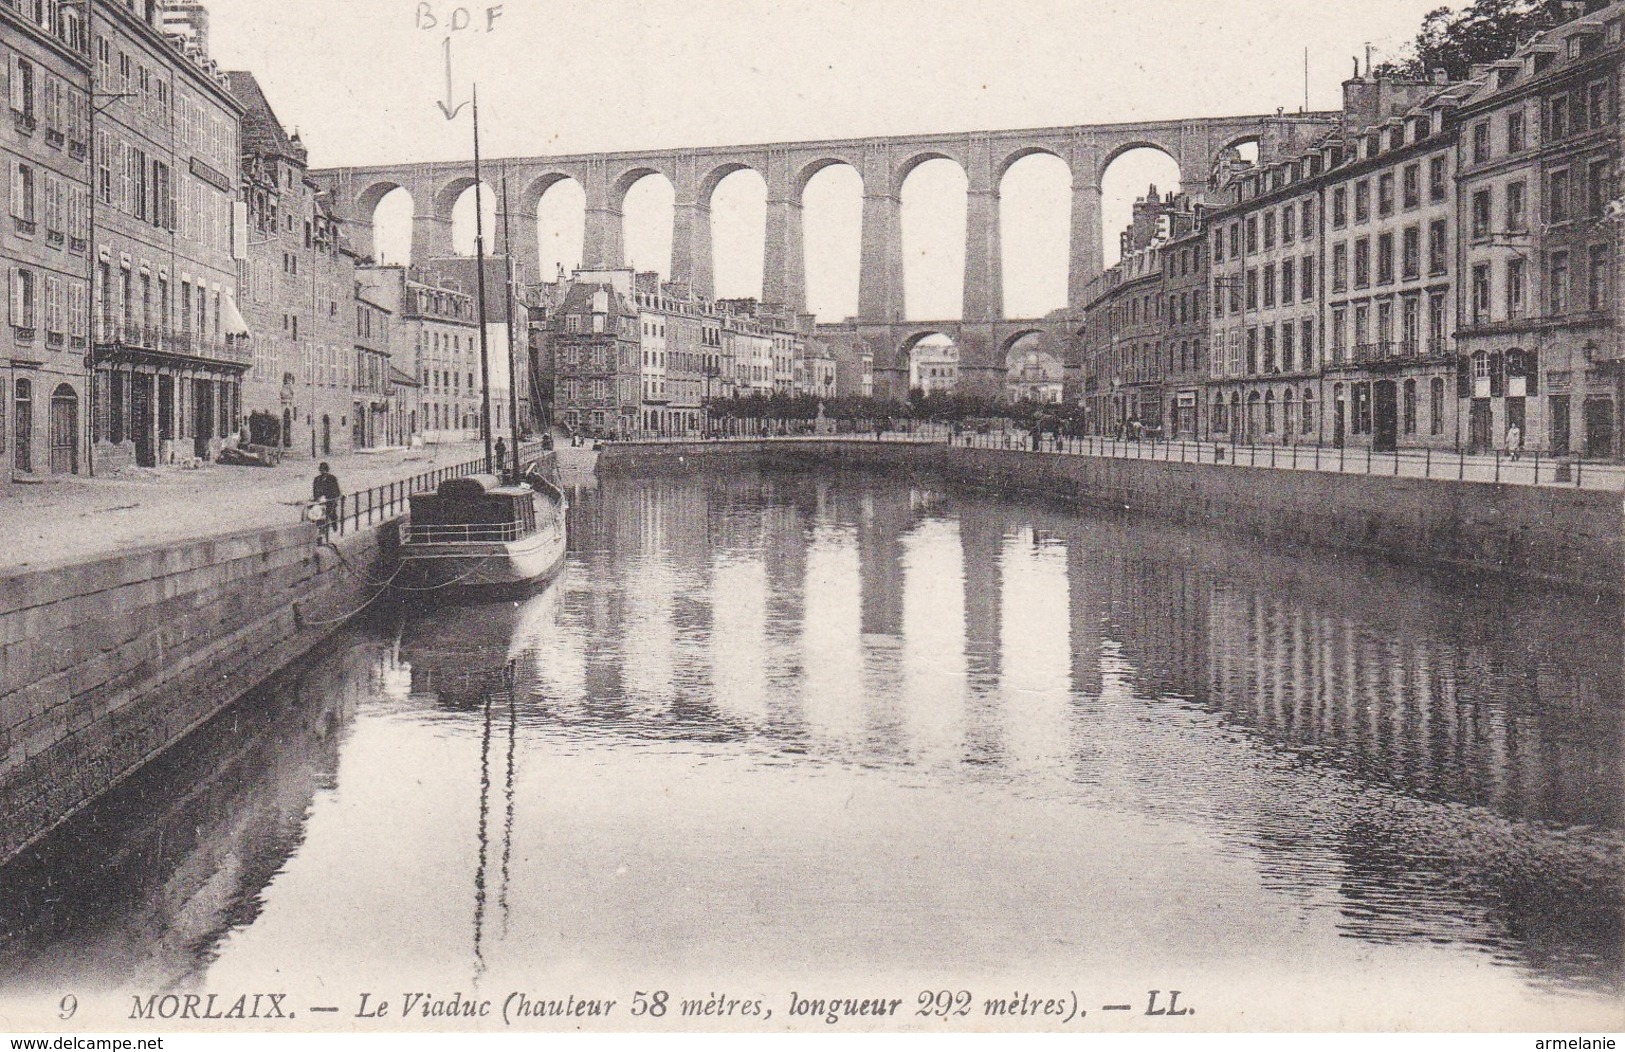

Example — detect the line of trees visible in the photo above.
[1375,0,1584,80]
[701,390,1091,433]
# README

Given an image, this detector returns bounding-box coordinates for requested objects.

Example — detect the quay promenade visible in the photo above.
[616,426,1625,491]
[0,442,489,572]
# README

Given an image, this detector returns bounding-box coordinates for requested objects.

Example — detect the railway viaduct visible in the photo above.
[313,113,1338,396]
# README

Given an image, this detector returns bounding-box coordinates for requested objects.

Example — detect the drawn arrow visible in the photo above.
[437,36,469,121]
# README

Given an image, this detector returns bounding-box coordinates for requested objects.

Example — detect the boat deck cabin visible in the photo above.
[405,474,538,544]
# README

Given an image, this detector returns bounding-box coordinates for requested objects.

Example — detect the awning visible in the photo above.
[222,293,251,338]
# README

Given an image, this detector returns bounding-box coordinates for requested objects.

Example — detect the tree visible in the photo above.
[1375,0,1566,81]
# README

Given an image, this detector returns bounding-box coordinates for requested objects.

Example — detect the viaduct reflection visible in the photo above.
[4,468,1616,995]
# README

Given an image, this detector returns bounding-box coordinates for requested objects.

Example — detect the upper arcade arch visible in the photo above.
[793,156,865,199]
[994,144,1068,184]
[892,149,966,197]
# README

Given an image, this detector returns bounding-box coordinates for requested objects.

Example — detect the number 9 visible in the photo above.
[59,994,78,1020]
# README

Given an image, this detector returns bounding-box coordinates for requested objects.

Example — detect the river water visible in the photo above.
[1,467,1620,1031]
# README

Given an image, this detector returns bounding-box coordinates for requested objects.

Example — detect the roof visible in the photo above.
[558,281,639,319]
[225,71,308,167]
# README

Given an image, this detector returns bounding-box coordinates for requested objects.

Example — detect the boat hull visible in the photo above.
[393,492,567,599]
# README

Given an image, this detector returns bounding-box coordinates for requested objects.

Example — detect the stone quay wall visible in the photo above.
[0,522,397,865]
[599,440,1623,595]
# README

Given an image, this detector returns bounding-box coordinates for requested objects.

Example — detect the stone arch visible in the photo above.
[610,165,670,211]
[355,178,406,220]
[520,171,586,281]
[617,168,675,276]
[1098,139,1181,186]
[996,150,1071,318]
[431,175,481,223]
[794,156,863,198]
[892,149,965,197]
[889,328,958,375]
[519,170,581,214]
[698,160,759,204]
[704,165,767,300]
[355,179,413,264]
[999,327,1048,362]
[1221,133,1262,160]
[995,144,1067,184]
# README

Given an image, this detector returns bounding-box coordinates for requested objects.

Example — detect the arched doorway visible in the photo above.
[49,382,77,474]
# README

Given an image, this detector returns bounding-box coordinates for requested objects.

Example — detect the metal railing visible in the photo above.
[95,320,252,365]
[403,521,529,544]
[610,429,1625,491]
[320,441,549,537]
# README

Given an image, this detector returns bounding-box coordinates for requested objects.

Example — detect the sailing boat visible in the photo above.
[394,89,567,596]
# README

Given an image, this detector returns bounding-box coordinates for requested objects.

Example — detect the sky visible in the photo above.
[204,0,1447,323]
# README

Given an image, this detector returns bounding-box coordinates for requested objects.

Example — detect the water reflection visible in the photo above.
[0,467,1618,1017]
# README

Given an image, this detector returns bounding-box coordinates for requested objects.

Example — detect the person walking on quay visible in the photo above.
[312,461,342,537]
[1505,421,1523,461]
[494,436,508,477]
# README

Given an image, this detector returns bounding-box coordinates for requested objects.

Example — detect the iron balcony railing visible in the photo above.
[96,319,252,365]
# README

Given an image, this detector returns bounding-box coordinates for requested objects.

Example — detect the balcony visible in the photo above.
[95,320,253,366]
[1351,340,1430,366]
[13,111,35,135]
[68,141,87,161]
[13,217,36,236]
[44,128,63,149]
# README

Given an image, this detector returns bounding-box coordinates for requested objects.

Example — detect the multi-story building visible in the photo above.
[796,337,838,400]
[417,254,522,437]
[725,315,773,398]
[1454,2,1621,457]
[1079,186,1190,435]
[1208,151,1329,445]
[231,70,354,457]
[540,268,640,437]
[1320,80,1472,452]
[352,286,399,448]
[1005,347,1064,403]
[910,340,959,395]
[91,0,247,470]
[357,263,484,443]
[3,0,92,479]
[635,272,706,434]
[1207,72,1473,449]
[1159,222,1210,436]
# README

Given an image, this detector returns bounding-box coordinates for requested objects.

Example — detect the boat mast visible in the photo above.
[471,87,495,475]
[499,170,522,482]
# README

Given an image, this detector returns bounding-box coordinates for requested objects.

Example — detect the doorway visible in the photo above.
[193,378,214,459]
[1469,399,1493,454]
[1584,397,1615,458]
[1550,395,1571,455]
[13,379,33,473]
[49,384,78,475]
[1372,380,1398,452]
[132,373,156,467]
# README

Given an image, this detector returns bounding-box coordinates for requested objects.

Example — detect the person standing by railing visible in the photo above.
[313,462,342,537]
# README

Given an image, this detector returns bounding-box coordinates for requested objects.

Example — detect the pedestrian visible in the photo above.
[494,436,507,475]
[1505,421,1522,461]
[312,461,342,536]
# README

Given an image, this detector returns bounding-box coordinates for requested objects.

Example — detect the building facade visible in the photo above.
[3,0,92,479]
[89,0,247,470]
[231,70,354,457]
[1454,4,1621,457]
[1159,220,1210,436]
[541,269,640,437]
